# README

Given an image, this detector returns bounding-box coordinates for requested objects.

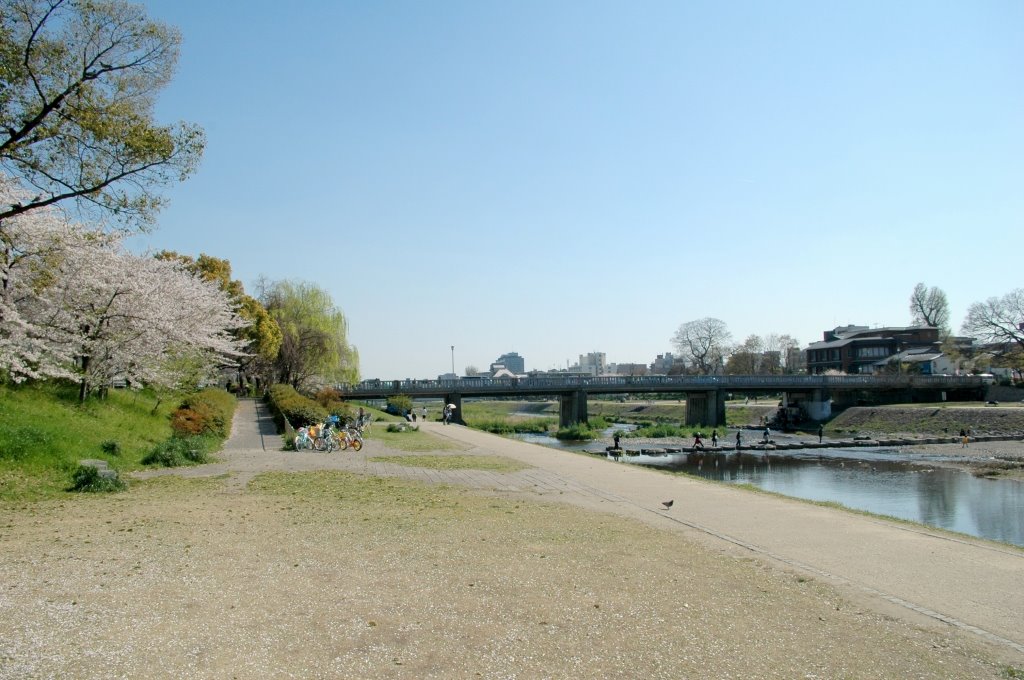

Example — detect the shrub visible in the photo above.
[467,417,555,435]
[100,440,121,456]
[170,389,235,437]
[69,464,126,493]
[142,436,210,467]
[630,423,686,438]
[555,423,599,441]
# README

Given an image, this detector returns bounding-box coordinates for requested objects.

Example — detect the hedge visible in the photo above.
[266,384,328,429]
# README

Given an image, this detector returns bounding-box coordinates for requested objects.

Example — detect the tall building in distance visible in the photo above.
[490,351,525,376]
[650,353,676,374]
[577,352,607,376]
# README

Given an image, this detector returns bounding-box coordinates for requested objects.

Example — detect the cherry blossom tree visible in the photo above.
[2,175,248,397]
[1,175,110,381]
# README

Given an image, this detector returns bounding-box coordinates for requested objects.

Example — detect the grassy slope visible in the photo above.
[828,404,1024,437]
[0,382,178,501]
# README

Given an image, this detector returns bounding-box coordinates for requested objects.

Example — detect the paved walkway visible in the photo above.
[138,399,1024,661]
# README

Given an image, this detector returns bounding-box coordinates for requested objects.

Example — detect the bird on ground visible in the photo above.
[661,500,674,510]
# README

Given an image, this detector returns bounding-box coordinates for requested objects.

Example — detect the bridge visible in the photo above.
[337,374,987,427]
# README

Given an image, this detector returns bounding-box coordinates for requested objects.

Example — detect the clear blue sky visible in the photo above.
[130,0,1024,379]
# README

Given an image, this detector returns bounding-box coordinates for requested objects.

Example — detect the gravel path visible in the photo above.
[1,398,1022,678]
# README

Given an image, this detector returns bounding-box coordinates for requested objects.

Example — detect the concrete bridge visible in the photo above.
[336,374,987,427]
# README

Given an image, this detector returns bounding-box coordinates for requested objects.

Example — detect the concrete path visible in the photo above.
[138,400,1024,661]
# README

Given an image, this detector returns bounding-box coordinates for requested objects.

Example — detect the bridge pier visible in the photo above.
[559,390,588,427]
[804,389,831,420]
[685,390,726,427]
[444,393,464,425]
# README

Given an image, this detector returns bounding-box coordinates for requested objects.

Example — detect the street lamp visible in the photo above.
[451,345,455,377]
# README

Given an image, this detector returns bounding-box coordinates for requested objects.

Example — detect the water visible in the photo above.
[511,431,1024,547]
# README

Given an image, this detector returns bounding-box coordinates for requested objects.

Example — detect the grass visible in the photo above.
[461,400,557,434]
[0,382,181,501]
[368,454,530,472]
[371,425,467,452]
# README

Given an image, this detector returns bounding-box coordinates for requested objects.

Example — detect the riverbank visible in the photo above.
[3,400,1023,677]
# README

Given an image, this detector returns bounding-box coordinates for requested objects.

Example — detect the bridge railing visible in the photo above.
[337,374,983,396]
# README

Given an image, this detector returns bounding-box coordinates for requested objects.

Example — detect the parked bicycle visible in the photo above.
[314,424,340,452]
[294,426,314,450]
[331,423,363,451]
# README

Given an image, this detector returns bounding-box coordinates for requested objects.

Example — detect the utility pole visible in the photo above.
[451,345,455,377]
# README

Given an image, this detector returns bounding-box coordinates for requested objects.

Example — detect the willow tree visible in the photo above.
[260,280,359,390]
[0,0,204,229]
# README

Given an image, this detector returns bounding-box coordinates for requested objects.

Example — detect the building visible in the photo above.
[785,346,806,374]
[577,352,607,376]
[490,351,525,376]
[805,325,941,374]
[886,348,956,375]
[650,353,677,374]
[613,363,649,376]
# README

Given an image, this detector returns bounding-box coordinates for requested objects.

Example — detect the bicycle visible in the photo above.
[314,424,343,452]
[294,426,313,450]
[337,425,363,451]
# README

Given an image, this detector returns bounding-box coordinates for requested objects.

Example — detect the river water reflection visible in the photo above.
[512,431,1024,547]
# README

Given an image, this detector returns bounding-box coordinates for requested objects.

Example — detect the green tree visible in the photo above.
[260,280,359,390]
[387,394,412,415]
[0,0,204,229]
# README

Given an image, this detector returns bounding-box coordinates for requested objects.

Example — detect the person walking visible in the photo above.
[693,432,704,449]
[960,428,969,448]
[735,430,741,449]
[763,426,771,443]
[421,406,428,422]
[818,424,824,443]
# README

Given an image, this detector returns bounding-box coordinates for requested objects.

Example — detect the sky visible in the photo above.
[128,0,1024,379]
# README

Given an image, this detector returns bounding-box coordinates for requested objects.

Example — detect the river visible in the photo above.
[512,427,1024,547]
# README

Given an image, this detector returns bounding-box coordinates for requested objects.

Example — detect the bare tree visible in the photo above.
[764,333,800,373]
[909,283,950,331]
[671,317,732,375]
[724,334,762,374]
[961,288,1024,360]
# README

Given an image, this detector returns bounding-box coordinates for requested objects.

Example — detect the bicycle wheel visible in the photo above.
[313,436,327,452]
[350,438,362,452]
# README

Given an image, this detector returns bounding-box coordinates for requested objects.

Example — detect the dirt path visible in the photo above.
[138,400,1024,661]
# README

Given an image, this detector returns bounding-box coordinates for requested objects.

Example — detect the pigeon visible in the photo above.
[661,500,674,510]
